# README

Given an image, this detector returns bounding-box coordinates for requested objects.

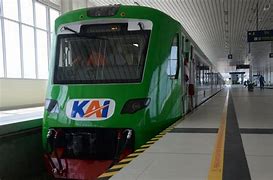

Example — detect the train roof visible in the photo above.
[54,5,212,69]
[55,5,181,32]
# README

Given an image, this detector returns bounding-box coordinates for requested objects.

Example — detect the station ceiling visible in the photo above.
[88,0,273,78]
[51,0,273,78]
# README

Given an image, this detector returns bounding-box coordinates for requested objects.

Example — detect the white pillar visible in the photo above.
[268,62,273,85]
[270,63,273,85]
[72,0,88,10]
[249,64,253,82]
[60,0,73,14]
[60,0,96,14]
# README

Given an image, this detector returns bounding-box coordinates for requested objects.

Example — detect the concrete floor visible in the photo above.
[110,86,273,180]
[232,87,273,180]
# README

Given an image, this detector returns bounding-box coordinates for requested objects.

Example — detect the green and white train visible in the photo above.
[42,5,224,179]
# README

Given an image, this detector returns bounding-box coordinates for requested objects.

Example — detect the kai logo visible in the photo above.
[66,99,115,121]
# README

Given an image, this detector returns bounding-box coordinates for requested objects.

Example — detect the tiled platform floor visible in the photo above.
[110,86,273,180]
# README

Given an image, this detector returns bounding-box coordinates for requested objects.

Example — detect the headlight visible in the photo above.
[121,98,150,114]
[45,99,59,113]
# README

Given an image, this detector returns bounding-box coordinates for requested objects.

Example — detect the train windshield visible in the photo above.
[54,27,150,84]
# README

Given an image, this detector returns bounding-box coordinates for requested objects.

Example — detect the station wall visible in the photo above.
[0,121,45,179]
[0,79,47,110]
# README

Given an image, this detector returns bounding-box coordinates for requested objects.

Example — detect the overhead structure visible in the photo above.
[81,0,272,79]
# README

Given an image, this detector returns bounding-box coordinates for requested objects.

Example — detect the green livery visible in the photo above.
[43,5,185,150]
[42,5,223,179]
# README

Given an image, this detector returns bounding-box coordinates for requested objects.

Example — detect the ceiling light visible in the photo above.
[264,3,270,11]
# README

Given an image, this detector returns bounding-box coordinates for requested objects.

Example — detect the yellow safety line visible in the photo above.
[141,144,151,148]
[98,171,117,178]
[135,148,146,152]
[128,152,141,157]
[98,118,181,179]
[155,135,164,138]
[120,158,135,163]
[110,163,128,170]
[208,90,229,180]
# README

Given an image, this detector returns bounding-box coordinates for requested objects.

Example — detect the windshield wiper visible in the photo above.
[138,22,144,31]
[61,26,108,40]
[62,26,78,34]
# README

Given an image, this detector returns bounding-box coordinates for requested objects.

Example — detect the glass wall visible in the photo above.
[22,25,35,78]
[0,0,60,79]
[0,24,4,77]
[4,20,21,78]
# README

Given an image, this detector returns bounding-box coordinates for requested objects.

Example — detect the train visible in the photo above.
[42,4,224,179]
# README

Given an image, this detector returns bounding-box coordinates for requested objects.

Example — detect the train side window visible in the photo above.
[181,36,185,54]
[167,35,179,79]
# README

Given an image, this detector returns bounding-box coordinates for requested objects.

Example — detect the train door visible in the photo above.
[183,39,190,113]
[189,45,196,109]
[180,36,186,115]
[166,34,181,118]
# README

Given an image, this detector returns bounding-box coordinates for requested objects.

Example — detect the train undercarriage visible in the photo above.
[44,128,134,179]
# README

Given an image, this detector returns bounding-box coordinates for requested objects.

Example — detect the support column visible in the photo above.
[269,62,273,85]
[60,0,92,14]
[72,0,88,10]
[249,64,253,82]
[61,0,73,14]
[264,67,269,84]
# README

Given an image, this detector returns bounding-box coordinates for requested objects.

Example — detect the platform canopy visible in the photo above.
[49,0,273,78]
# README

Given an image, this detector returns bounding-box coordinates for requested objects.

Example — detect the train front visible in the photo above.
[42,5,153,180]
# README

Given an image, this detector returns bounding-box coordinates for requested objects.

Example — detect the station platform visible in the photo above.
[0,107,44,179]
[0,106,43,126]
[104,86,273,180]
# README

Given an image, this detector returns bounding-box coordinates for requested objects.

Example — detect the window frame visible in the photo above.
[167,34,180,79]
[0,0,60,79]
[4,19,21,78]
[21,25,36,78]
[53,30,151,84]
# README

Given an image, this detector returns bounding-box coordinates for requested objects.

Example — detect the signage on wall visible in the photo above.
[197,66,210,70]
[247,30,273,42]
[236,64,250,69]
[228,54,233,59]
[229,72,245,75]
